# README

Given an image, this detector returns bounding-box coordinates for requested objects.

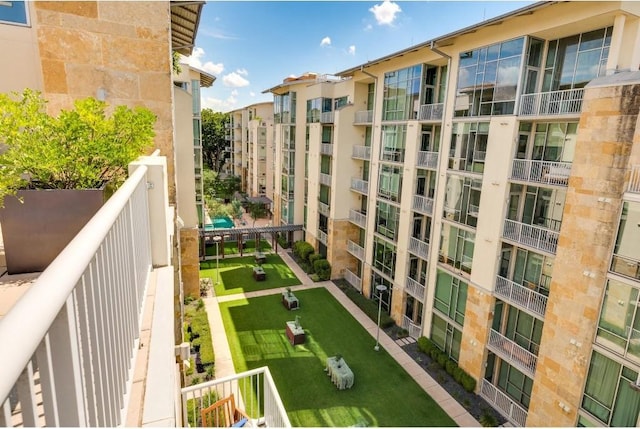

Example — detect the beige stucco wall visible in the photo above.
[173,88,198,227]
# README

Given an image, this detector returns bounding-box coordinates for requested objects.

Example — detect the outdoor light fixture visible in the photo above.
[374,284,388,352]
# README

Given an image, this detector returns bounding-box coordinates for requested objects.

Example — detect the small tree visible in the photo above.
[247,201,267,227]
[231,199,244,225]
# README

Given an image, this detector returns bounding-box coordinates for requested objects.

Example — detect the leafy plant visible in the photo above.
[0,89,155,206]
[313,258,331,280]
[479,409,499,427]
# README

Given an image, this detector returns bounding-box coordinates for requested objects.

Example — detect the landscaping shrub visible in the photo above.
[293,240,314,261]
[309,273,320,282]
[479,409,499,427]
[436,352,448,368]
[445,359,457,376]
[453,366,465,384]
[430,347,442,361]
[417,336,434,354]
[313,258,331,280]
[308,253,322,270]
[333,280,394,328]
[460,372,477,393]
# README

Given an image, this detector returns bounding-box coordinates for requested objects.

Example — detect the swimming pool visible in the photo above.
[205,216,234,230]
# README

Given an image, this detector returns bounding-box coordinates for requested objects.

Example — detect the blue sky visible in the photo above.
[183,1,533,113]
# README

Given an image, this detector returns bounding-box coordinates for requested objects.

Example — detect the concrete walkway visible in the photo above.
[202,239,480,427]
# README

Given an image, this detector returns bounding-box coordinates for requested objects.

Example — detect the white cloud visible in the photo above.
[182,47,224,75]
[201,93,239,112]
[231,89,239,96]
[222,72,250,88]
[348,45,356,55]
[237,68,249,76]
[369,0,402,26]
[320,36,332,47]
[249,91,256,97]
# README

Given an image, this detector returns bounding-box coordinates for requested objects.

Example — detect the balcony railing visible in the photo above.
[181,367,290,428]
[495,276,548,319]
[629,165,640,193]
[519,88,584,116]
[511,159,572,186]
[408,237,429,260]
[350,178,369,195]
[344,268,362,293]
[480,380,528,427]
[354,110,373,124]
[610,253,640,281]
[318,229,328,245]
[417,103,444,121]
[320,111,334,123]
[416,151,439,169]
[319,173,332,186]
[0,160,169,426]
[488,329,538,377]
[412,195,434,216]
[473,150,487,161]
[401,316,423,339]
[503,219,559,254]
[405,276,426,303]
[318,201,330,217]
[347,240,365,260]
[320,143,333,155]
[348,209,367,228]
[352,145,371,160]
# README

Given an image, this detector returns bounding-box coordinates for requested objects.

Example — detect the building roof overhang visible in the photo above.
[171,1,205,56]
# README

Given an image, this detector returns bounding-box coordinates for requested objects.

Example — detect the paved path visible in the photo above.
[202,237,480,427]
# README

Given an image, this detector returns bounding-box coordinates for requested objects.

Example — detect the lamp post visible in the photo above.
[213,236,222,285]
[374,284,388,352]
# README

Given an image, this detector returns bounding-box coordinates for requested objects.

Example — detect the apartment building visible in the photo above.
[263,2,640,426]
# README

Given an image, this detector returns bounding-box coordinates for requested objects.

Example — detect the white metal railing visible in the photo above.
[0,166,153,427]
[480,380,528,427]
[405,277,426,303]
[511,159,572,186]
[320,111,334,123]
[352,145,371,160]
[503,219,559,254]
[473,150,487,161]
[417,103,444,121]
[354,110,373,123]
[416,151,439,169]
[519,88,584,116]
[629,165,640,193]
[350,178,369,195]
[319,173,332,186]
[412,195,434,215]
[488,330,537,377]
[468,204,480,217]
[318,201,330,217]
[344,269,362,293]
[408,237,429,260]
[495,276,548,319]
[348,209,367,228]
[401,316,423,339]
[181,367,290,428]
[320,143,333,155]
[347,240,365,260]
[317,229,328,244]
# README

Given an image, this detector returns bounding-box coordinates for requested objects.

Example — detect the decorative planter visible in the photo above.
[0,189,105,274]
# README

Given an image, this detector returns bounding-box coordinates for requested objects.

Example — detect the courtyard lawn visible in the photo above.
[200,254,301,296]
[205,239,272,256]
[219,287,457,427]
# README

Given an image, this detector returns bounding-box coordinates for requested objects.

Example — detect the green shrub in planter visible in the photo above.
[293,240,314,261]
[445,359,457,376]
[308,253,322,270]
[313,258,331,280]
[436,352,448,368]
[453,366,465,383]
[461,372,477,392]
[429,347,441,361]
[309,273,320,282]
[417,336,434,354]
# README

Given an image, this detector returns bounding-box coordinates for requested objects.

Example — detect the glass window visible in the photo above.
[449,122,489,174]
[431,313,463,361]
[380,125,407,163]
[376,201,401,241]
[611,201,640,281]
[434,270,468,325]
[439,223,475,276]
[373,237,397,279]
[443,174,482,228]
[497,362,533,409]
[378,165,403,203]
[382,65,423,121]
[596,279,640,363]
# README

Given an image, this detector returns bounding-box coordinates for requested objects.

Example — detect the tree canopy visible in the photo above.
[201,109,229,173]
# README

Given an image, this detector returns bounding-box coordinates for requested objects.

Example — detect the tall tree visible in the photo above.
[201,109,229,173]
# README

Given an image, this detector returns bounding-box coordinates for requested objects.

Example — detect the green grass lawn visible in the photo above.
[205,239,272,256]
[200,254,301,296]
[219,288,457,427]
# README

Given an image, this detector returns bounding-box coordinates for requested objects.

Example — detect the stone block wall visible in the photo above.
[328,218,360,279]
[180,227,200,298]
[458,284,494,387]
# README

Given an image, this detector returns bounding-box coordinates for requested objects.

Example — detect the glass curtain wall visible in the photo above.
[382,65,422,121]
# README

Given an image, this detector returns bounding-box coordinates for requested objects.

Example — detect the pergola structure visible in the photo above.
[200,224,304,260]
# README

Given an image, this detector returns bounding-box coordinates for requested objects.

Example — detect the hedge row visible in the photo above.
[292,240,332,281]
[184,299,215,368]
[335,280,395,328]
[417,336,476,392]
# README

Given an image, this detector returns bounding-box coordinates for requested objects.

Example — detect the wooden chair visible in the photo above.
[201,393,250,427]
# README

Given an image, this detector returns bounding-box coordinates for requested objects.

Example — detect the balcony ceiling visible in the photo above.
[171,1,205,56]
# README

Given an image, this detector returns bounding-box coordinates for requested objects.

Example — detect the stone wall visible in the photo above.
[459,284,494,387]
[180,227,200,298]
[328,218,360,279]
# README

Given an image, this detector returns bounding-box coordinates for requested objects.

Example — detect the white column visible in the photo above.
[606,14,626,75]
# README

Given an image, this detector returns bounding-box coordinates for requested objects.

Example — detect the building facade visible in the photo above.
[260,2,640,426]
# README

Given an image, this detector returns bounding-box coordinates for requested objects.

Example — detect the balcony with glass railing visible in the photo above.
[354,110,373,124]
[519,88,584,117]
[487,329,538,377]
[320,143,333,156]
[344,268,362,293]
[502,219,559,254]
[347,240,365,260]
[412,194,434,216]
[629,165,640,194]
[352,145,371,160]
[405,276,426,303]
[495,276,548,319]
[318,201,330,217]
[348,209,367,229]
[416,151,439,169]
[319,173,332,186]
[350,178,369,195]
[480,380,528,427]
[401,315,422,339]
[417,103,444,122]
[511,159,572,187]
[320,111,334,123]
[408,237,429,260]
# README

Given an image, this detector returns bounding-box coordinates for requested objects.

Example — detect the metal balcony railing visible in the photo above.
[480,380,528,427]
[318,201,330,217]
[344,268,362,293]
[320,143,333,155]
[412,194,434,216]
[348,209,367,228]
[511,159,572,186]
[416,151,439,169]
[317,229,328,244]
[468,204,480,217]
[347,240,365,260]
[408,237,429,260]
[350,178,369,195]
[181,367,290,428]
[519,88,584,116]
[320,111,334,123]
[629,165,640,193]
[473,150,487,161]
[487,329,538,377]
[352,145,371,160]
[495,276,548,319]
[417,103,444,121]
[401,316,423,339]
[610,253,640,281]
[503,219,559,254]
[354,110,373,124]
[319,173,332,186]
[405,277,426,303]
